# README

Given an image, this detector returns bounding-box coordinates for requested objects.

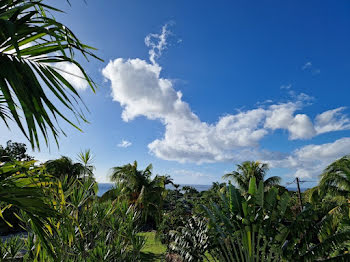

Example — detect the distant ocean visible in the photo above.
[97,183,211,197]
[97,183,307,197]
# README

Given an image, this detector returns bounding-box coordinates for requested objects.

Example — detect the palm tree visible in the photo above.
[77,149,95,180]
[45,156,86,180]
[109,161,169,226]
[223,161,281,192]
[319,155,350,198]
[0,0,101,149]
[110,161,153,202]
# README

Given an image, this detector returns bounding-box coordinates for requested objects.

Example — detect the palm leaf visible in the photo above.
[0,0,102,149]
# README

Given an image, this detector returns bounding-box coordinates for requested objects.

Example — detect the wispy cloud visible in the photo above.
[302,61,320,75]
[302,62,312,70]
[280,84,292,90]
[117,140,132,148]
[144,24,171,65]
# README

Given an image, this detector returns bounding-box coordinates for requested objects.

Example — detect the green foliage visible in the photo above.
[200,176,350,261]
[72,199,145,261]
[0,160,61,257]
[3,148,350,262]
[77,149,95,179]
[159,189,188,245]
[159,183,226,247]
[182,186,199,198]
[0,151,145,261]
[21,175,144,261]
[0,0,102,149]
[281,203,350,261]
[0,140,33,162]
[110,161,153,193]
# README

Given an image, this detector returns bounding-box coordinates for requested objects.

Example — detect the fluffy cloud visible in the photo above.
[102,55,272,163]
[315,107,350,134]
[102,25,350,173]
[117,140,132,148]
[102,58,193,122]
[54,62,89,91]
[270,137,350,178]
[288,114,316,140]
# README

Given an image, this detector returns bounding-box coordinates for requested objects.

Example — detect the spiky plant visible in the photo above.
[169,216,210,262]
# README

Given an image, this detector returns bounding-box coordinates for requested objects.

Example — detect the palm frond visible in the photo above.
[302,230,350,261]
[0,0,102,149]
[264,176,281,188]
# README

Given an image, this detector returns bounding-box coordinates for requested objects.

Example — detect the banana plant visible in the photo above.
[204,177,350,261]
[203,177,290,261]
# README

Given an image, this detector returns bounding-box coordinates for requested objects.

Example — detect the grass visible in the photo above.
[139,231,166,261]
[139,231,216,261]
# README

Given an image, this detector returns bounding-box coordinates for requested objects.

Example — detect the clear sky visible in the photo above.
[1,0,350,186]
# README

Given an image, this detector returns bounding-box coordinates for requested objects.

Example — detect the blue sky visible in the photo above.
[2,0,350,186]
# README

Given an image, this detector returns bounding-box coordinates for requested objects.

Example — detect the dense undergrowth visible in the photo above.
[1,141,350,261]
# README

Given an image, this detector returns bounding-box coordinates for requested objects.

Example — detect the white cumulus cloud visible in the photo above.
[315,107,350,134]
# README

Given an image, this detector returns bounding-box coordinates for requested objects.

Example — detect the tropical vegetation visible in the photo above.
[2,141,350,261]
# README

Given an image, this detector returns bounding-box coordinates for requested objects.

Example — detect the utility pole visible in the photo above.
[296,177,303,213]
[287,178,315,213]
